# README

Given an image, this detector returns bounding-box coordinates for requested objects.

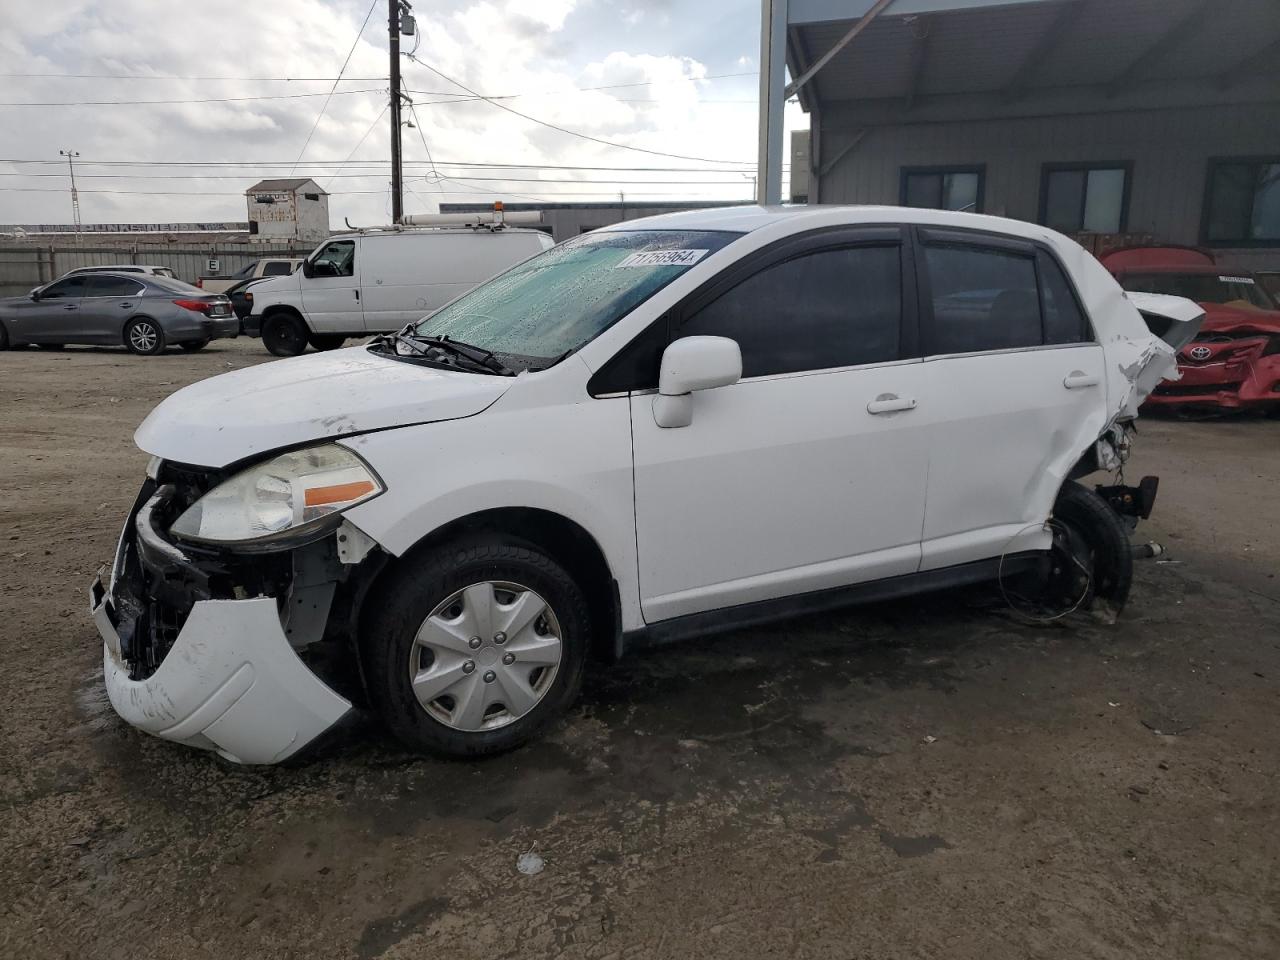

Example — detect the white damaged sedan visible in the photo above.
[90,205,1203,764]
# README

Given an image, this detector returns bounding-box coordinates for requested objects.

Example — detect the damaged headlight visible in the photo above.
[169,443,384,548]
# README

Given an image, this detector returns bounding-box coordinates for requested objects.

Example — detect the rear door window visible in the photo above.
[922,243,1042,354]
[1036,251,1090,344]
[87,276,146,298]
[678,245,904,378]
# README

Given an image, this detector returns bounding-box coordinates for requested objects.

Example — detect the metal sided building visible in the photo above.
[763,0,1280,269]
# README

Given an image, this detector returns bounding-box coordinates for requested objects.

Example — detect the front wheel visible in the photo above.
[362,536,590,758]
[308,333,346,351]
[262,313,308,357]
[125,318,165,356]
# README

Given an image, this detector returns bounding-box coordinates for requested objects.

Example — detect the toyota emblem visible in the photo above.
[1188,345,1213,361]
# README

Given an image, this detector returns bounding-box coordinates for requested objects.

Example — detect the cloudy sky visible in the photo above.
[0,0,806,227]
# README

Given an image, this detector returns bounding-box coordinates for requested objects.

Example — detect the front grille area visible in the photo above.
[110,468,292,679]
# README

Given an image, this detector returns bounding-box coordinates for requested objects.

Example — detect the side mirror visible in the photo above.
[29,287,41,301]
[653,336,742,428]
[301,260,314,279]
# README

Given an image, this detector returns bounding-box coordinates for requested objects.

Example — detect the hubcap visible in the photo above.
[130,322,157,352]
[409,580,562,732]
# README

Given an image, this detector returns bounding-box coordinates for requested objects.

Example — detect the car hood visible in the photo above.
[1199,302,1280,336]
[135,347,514,468]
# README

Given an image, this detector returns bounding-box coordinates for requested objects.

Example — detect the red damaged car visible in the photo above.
[1100,246,1280,414]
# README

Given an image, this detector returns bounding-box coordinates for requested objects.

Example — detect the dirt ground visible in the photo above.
[2,339,1278,960]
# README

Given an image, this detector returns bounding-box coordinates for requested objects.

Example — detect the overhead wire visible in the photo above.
[404,53,753,166]
[290,0,379,174]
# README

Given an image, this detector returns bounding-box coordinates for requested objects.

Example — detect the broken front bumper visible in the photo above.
[89,477,356,764]
[91,583,352,764]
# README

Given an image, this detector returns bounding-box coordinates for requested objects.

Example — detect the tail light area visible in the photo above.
[172,298,229,315]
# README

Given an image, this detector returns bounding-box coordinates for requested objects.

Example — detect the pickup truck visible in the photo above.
[196,258,302,293]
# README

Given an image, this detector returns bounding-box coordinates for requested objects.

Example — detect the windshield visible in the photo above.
[411,229,740,364]
[1121,272,1277,310]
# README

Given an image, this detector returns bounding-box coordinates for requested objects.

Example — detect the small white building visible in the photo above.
[245,179,330,243]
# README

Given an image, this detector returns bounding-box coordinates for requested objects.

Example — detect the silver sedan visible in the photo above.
[0,272,238,355]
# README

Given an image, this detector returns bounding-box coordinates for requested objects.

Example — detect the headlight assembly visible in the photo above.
[169,443,383,549]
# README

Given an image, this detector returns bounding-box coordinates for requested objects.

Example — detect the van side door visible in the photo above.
[301,238,364,334]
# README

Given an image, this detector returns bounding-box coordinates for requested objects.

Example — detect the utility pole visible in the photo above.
[60,149,82,242]
[388,0,406,223]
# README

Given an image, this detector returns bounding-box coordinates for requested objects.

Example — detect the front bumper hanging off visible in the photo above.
[91,584,351,764]
[89,479,354,764]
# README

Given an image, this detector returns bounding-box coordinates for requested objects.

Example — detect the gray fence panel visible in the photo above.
[0,243,314,296]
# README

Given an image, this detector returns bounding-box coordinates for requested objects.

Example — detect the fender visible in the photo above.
[337,382,643,632]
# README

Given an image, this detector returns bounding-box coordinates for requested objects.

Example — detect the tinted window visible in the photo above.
[86,275,146,297]
[1204,159,1280,244]
[903,169,983,212]
[679,245,902,378]
[262,261,294,276]
[40,276,89,299]
[924,245,1041,354]
[147,275,204,294]
[1042,166,1128,233]
[1036,251,1089,343]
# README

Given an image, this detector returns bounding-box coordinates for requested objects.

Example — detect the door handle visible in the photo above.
[63,304,78,311]
[867,394,917,415]
[1063,371,1099,390]
[118,302,134,308]
[354,290,360,301]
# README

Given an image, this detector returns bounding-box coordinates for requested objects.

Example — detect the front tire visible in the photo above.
[262,313,308,357]
[0,323,11,349]
[308,333,346,351]
[124,318,165,355]
[362,536,590,758]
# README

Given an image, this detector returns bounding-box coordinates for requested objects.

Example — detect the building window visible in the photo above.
[1203,157,1280,246]
[901,167,984,213]
[1039,163,1130,234]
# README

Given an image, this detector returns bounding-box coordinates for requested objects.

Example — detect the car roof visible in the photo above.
[70,264,170,271]
[326,227,552,242]
[597,203,1073,245]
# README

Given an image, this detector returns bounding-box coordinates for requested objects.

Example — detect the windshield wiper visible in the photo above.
[381,328,516,376]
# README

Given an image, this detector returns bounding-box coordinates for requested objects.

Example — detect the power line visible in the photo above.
[0,158,764,172]
[0,171,758,183]
[325,104,389,189]
[291,0,380,175]
[0,73,391,81]
[0,88,385,107]
[0,70,756,92]
[404,54,752,166]
[0,185,750,198]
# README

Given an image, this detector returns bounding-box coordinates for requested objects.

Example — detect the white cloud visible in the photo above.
[0,0,808,227]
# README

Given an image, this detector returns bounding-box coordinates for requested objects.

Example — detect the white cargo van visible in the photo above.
[245,224,554,356]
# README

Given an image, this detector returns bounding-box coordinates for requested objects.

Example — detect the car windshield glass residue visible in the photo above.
[1122,273,1277,310]
[412,230,739,362]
